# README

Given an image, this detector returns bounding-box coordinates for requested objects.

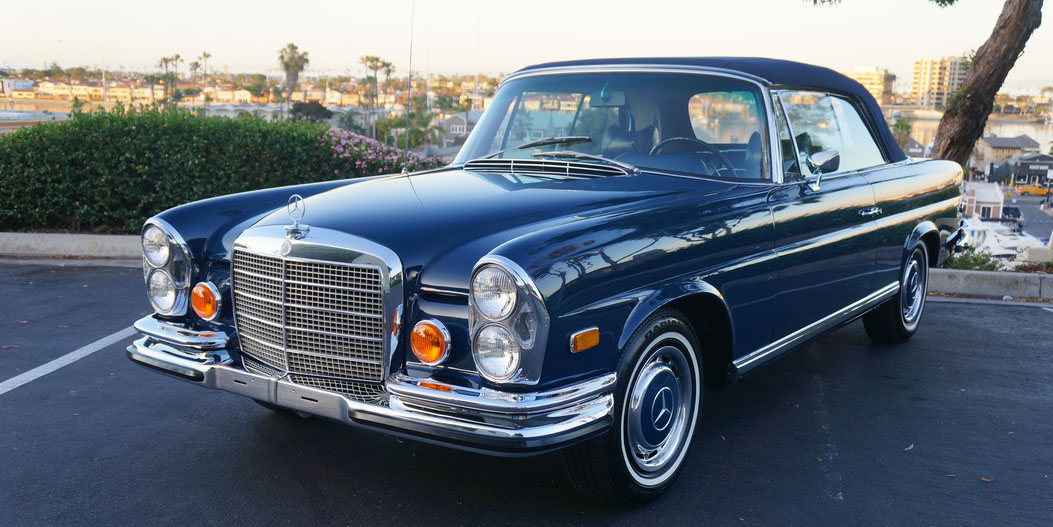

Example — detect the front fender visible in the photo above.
[617,279,730,352]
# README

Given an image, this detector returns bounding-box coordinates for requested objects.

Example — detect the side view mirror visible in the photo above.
[805,150,840,191]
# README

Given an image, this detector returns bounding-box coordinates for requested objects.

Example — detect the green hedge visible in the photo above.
[0,107,443,234]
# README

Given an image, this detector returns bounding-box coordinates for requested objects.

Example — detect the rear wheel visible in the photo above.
[563,309,701,506]
[864,243,929,344]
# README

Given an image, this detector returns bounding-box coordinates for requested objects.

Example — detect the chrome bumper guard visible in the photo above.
[127,316,615,455]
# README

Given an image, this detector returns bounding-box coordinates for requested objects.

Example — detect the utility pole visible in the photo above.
[404,0,415,173]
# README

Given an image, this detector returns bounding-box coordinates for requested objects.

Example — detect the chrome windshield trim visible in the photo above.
[733,282,899,373]
[485,65,781,185]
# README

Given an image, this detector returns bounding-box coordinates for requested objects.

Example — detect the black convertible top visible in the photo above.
[514,57,905,162]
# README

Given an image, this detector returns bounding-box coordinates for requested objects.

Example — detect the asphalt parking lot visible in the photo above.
[1010,194,1053,242]
[1,262,1050,526]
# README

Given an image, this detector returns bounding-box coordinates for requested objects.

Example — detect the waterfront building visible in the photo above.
[340,92,360,106]
[974,134,1041,173]
[842,66,896,106]
[2,79,35,96]
[911,56,968,109]
[962,182,1004,219]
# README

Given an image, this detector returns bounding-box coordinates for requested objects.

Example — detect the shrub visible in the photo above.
[0,106,443,234]
[943,247,1003,271]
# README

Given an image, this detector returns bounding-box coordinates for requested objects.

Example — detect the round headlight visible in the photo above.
[142,225,170,267]
[475,324,520,381]
[471,266,517,320]
[147,269,177,313]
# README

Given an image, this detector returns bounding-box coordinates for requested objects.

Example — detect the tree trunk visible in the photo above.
[931,0,1042,167]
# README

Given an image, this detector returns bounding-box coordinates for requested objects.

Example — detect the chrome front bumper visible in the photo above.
[127,316,615,455]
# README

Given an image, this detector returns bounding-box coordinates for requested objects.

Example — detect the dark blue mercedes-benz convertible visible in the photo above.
[128,57,968,504]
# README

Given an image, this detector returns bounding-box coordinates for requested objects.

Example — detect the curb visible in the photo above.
[0,232,139,259]
[929,268,1053,301]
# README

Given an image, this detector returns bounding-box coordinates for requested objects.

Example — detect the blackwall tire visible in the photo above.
[864,243,929,344]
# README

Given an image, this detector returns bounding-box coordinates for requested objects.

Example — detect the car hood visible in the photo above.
[251,168,720,292]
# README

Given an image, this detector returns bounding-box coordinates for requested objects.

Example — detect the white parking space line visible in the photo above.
[0,326,136,396]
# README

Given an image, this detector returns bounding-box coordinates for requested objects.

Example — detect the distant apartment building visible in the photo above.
[841,66,895,106]
[911,56,968,109]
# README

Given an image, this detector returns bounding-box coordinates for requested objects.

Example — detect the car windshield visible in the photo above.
[455,72,771,180]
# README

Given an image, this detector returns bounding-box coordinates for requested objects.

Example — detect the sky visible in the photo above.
[3,0,1051,92]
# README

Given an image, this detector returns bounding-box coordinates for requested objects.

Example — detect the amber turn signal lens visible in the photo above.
[411,320,449,365]
[191,282,219,321]
[570,327,600,353]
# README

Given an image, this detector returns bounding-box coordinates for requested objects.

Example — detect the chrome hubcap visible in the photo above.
[901,253,926,327]
[626,344,693,477]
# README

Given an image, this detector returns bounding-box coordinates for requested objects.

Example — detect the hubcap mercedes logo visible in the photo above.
[284,194,309,239]
[651,386,673,432]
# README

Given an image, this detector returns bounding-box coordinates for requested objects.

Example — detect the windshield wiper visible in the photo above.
[480,136,592,159]
[531,150,639,175]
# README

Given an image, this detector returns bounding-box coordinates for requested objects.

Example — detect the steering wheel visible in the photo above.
[649,137,737,178]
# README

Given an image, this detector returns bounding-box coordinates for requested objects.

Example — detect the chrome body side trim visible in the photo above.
[732,281,899,374]
[126,334,614,456]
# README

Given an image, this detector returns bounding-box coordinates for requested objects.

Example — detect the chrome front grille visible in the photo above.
[232,249,386,399]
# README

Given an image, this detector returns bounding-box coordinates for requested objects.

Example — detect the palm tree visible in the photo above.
[278,43,310,115]
[198,52,212,83]
[359,55,384,137]
[381,60,395,110]
[156,55,174,105]
[188,61,201,82]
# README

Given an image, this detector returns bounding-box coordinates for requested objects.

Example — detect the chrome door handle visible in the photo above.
[858,207,883,217]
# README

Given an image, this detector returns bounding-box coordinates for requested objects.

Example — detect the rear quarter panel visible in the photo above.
[864,159,962,287]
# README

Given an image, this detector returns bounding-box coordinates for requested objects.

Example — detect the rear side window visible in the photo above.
[778,91,885,174]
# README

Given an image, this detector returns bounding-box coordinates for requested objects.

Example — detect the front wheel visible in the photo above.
[863,243,929,344]
[563,309,702,505]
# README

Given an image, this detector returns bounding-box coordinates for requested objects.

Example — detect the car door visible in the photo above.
[768,90,884,340]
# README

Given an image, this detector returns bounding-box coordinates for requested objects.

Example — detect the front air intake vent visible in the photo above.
[462,158,628,178]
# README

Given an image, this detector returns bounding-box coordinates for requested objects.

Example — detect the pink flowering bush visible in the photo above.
[324,128,445,176]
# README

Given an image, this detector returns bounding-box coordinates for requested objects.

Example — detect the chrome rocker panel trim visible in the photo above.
[731,281,900,376]
[126,323,614,456]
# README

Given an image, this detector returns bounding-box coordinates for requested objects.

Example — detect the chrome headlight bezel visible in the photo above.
[141,218,192,316]
[469,256,550,386]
